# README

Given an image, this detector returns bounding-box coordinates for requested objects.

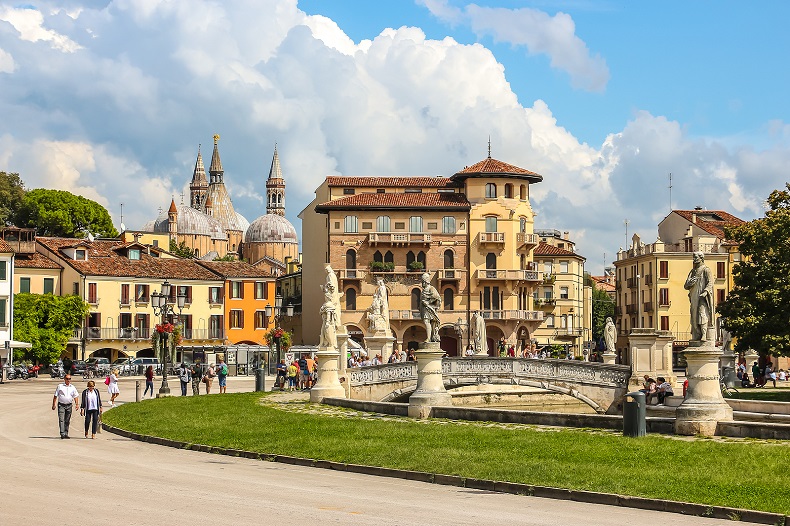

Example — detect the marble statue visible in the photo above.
[470,310,486,354]
[319,282,338,349]
[324,264,342,330]
[366,278,389,334]
[604,316,616,354]
[684,251,713,342]
[721,325,732,352]
[374,278,389,327]
[419,272,441,342]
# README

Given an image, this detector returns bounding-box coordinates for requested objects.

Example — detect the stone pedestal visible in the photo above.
[365,334,396,364]
[337,332,349,374]
[719,348,738,388]
[408,342,452,418]
[602,352,617,365]
[744,348,759,370]
[675,330,733,436]
[627,328,676,387]
[310,345,346,403]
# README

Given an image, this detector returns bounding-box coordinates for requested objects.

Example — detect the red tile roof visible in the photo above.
[0,239,12,253]
[672,210,745,240]
[14,252,62,269]
[315,192,470,211]
[36,237,222,281]
[196,260,274,278]
[326,176,456,188]
[533,242,581,257]
[591,275,616,293]
[453,157,543,182]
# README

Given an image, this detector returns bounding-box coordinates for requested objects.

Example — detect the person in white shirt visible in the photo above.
[52,375,79,439]
[80,380,103,439]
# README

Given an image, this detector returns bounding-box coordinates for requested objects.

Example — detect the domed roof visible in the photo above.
[245,213,298,244]
[149,205,227,241]
[235,212,250,237]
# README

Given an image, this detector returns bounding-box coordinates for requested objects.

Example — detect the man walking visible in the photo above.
[190,362,202,396]
[217,358,228,394]
[177,363,191,396]
[52,374,79,439]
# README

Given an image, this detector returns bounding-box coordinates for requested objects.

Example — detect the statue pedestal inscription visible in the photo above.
[408,342,452,419]
[310,345,346,403]
[675,330,733,436]
[627,328,676,387]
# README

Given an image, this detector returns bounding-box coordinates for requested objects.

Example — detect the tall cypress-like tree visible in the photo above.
[718,184,790,357]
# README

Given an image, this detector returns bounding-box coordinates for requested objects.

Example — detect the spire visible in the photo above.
[266,143,286,216]
[191,144,207,184]
[168,199,177,214]
[209,134,223,183]
[268,143,283,181]
[190,144,209,210]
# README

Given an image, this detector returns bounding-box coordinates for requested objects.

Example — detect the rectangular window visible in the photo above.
[717,261,726,279]
[0,261,5,280]
[43,278,54,294]
[88,282,98,304]
[376,216,390,232]
[120,284,130,305]
[255,311,268,329]
[230,310,244,329]
[75,249,86,260]
[659,288,669,306]
[404,187,422,193]
[560,287,569,299]
[442,216,456,234]
[128,248,141,260]
[255,282,267,299]
[209,286,223,304]
[178,285,192,304]
[659,261,669,279]
[73,282,79,295]
[427,222,437,230]
[409,216,423,232]
[485,216,497,233]
[135,284,149,303]
[717,289,726,304]
[0,299,6,327]
[560,261,569,273]
[230,281,243,299]
[344,215,358,233]
[343,188,355,195]
[546,315,554,328]
[20,277,31,293]
[543,288,552,300]
[660,316,669,331]
[361,222,373,230]
[543,262,552,275]
[394,222,405,230]
[209,315,224,339]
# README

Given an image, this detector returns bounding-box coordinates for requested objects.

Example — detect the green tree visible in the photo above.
[0,171,25,226]
[718,183,790,357]
[13,189,118,238]
[213,253,236,261]
[169,239,195,259]
[13,293,89,364]
[591,286,615,342]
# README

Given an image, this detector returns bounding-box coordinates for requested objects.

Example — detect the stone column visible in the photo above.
[310,345,346,403]
[744,348,759,370]
[366,334,396,364]
[627,328,676,388]
[408,341,452,418]
[602,351,617,365]
[337,332,349,374]
[675,329,733,436]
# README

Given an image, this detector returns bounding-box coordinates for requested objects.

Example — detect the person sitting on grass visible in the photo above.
[656,377,674,404]
[741,372,753,388]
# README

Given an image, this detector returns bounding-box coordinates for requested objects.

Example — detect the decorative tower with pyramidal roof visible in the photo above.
[190,145,208,210]
[266,144,286,217]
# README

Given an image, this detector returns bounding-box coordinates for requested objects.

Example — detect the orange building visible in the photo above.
[195,261,276,345]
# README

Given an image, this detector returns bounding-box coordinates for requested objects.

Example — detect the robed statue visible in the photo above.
[470,310,486,354]
[603,316,616,354]
[684,251,713,342]
[419,273,441,342]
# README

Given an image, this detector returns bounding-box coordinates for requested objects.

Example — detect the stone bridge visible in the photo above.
[347,358,632,414]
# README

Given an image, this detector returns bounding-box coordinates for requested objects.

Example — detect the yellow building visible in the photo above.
[613,208,744,366]
[301,154,547,355]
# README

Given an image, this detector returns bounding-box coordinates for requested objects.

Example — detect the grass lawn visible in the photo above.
[103,392,790,514]
[728,386,790,403]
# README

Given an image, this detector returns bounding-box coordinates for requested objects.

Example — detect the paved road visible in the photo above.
[0,376,764,526]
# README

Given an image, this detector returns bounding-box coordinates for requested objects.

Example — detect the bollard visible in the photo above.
[255,367,266,392]
[623,391,646,437]
[135,380,141,402]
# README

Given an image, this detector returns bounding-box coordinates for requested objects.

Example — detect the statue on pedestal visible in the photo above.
[366,279,390,335]
[419,272,441,342]
[604,316,616,354]
[684,251,713,342]
[470,310,486,354]
[324,264,343,332]
[319,282,338,349]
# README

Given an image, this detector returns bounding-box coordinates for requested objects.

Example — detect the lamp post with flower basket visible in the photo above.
[150,281,185,397]
[264,293,293,366]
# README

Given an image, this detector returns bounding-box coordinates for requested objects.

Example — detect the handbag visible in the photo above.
[104,376,111,386]
[201,375,208,384]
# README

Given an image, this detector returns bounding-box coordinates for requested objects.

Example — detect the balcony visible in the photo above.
[482,310,544,321]
[368,232,432,246]
[517,233,539,250]
[535,297,556,309]
[625,304,637,314]
[627,277,637,288]
[478,232,505,245]
[337,268,367,282]
[555,328,583,339]
[643,302,654,313]
[437,269,465,281]
[644,274,653,286]
[76,327,224,341]
[476,269,542,283]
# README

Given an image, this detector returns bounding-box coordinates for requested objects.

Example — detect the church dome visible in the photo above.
[149,205,227,241]
[245,213,298,244]
[235,212,250,237]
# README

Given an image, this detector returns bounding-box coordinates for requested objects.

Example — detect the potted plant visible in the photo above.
[370,261,385,272]
[408,261,424,272]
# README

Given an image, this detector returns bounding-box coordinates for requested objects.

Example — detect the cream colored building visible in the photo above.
[301,154,546,355]
[613,208,744,366]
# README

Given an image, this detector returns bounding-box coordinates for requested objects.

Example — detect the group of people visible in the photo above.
[276,355,316,391]
[52,374,107,439]
[739,361,786,388]
[640,375,675,405]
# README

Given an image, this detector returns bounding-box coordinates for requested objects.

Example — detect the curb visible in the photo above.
[102,422,787,525]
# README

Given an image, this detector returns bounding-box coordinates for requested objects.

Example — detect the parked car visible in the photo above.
[70,360,87,375]
[85,357,111,374]
[130,357,162,375]
[112,358,133,375]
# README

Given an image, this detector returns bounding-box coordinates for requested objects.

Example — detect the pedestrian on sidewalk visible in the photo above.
[52,374,79,439]
[190,362,202,396]
[217,358,228,394]
[143,365,155,398]
[107,368,120,406]
[80,380,103,439]
[178,363,191,396]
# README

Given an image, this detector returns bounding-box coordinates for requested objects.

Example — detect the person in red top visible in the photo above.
[143,366,155,399]
[305,356,316,389]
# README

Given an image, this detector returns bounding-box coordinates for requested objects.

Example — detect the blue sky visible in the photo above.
[0,0,788,274]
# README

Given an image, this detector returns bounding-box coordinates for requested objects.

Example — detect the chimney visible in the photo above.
[563,231,569,240]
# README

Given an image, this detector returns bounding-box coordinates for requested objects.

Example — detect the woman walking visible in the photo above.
[143,365,155,398]
[80,380,103,439]
[204,363,216,394]
[107,368,120,406]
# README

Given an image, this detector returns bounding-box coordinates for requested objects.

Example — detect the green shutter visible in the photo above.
[0,261,6,280]
[20,277,30,293]
[44,278,54,294]
[0,299,5,326]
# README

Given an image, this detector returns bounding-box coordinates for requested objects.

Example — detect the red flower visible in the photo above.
[273,328,284,339]
[155,323,175,334]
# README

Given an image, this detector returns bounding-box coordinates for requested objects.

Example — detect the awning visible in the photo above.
[5,340,32,349]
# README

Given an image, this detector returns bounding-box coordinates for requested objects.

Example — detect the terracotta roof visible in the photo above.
[533,242,581,257]
[196,260,274,278]
[452,157,543,182]
[591,275,616,293]
[36,237,222,281]
[326,176,456,188]
[315,192,470,212]
[672,210,745,240]
[168,199,177,213]
[0,239,12,253]
[14,252,62,269]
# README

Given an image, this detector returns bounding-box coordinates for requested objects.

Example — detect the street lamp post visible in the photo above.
[150,280,186,398]
[265,293,294,365]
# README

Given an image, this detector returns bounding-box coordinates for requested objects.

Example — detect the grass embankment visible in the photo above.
[729,387,790,403]
[103,392,790,514]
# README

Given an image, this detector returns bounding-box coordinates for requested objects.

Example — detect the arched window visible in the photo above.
[384,250,394,264]
[345,288,357,310]
[443,288,454,310]
[485,183,497,198]
[443,249,454,269]
[346,249,356,269]
[504,183,513,198]
[417,251,426,267]
[411,289,421,311]
[561,315,567,329]
[486,253,497,269]
[520,184,526,200]
[376,215,390,232]
[373,250,383,263]
[406,251,416,266]
[519,217,526,233]
[546,315,555,328]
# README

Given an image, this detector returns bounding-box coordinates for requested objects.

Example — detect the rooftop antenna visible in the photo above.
[668,172,673,212]
[487,135,491,158]
[624,219,629,250]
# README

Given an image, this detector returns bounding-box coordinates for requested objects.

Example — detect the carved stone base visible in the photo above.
[365,334,396,364]
[310,346,346,403]
[602,352,617,365]
[408,342,452,418]
[675,334,733,436]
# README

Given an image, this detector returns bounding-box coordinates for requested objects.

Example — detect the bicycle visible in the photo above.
[720,379,739,397]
